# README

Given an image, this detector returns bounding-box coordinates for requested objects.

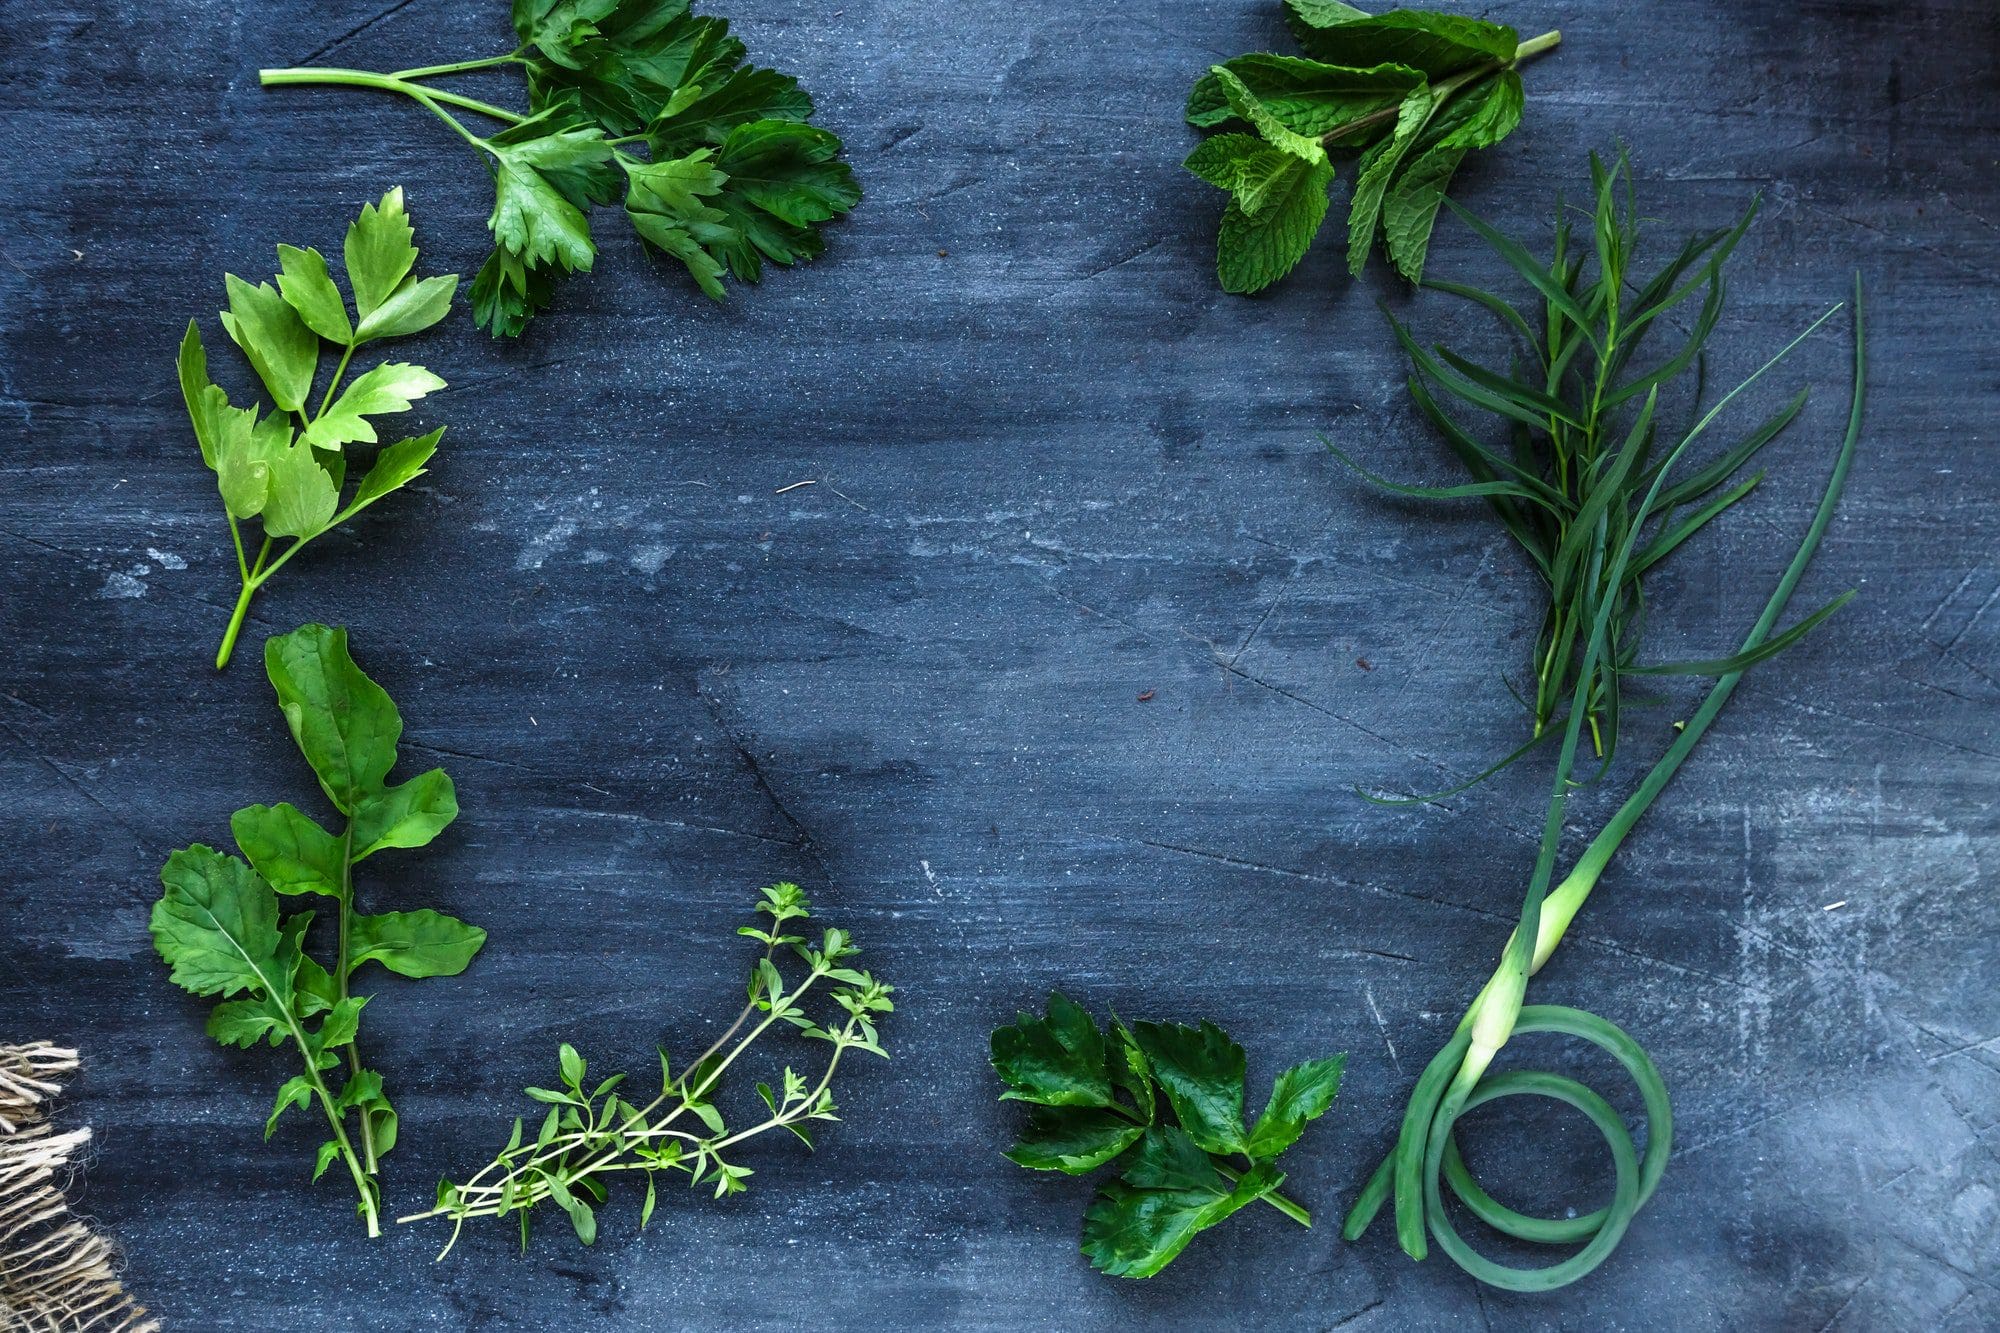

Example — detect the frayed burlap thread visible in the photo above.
[0,1044,156,1333]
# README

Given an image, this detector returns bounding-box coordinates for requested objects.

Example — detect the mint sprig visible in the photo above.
[1186,2,1559,292]
[992,993,1345,1278]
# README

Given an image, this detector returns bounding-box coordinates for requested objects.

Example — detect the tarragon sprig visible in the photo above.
[150,624,485,1237]
[180,188,457,668]
[258,0,861,336]
[402,883,892,1257]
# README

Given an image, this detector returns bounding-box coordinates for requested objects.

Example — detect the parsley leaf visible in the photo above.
[151,624,485,1237]
[1186,1,1559,290]
[992,993,1346,1278]
[181,189,457,669]
[262,0,860,336]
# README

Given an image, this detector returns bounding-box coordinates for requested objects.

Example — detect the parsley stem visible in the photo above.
[258,67,526,126]
[389,52,524,81]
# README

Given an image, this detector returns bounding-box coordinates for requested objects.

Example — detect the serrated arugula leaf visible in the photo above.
[262,0,859,335]
[231,802,344,897]
[152,846,285,997]
[994,994,1347,1278]
[153,624,484,1235]
[183,190,457,669]
[348,909,487,979]
[1188,3,1558,289]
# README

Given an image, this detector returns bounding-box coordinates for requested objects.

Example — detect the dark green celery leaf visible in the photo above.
[1004,1106,1145,1174]
[1131,1021,1249,1156]
[990,992,1114,1108]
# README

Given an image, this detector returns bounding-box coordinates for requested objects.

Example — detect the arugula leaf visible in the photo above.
[1186,2,1559,289]
[993,994,1346,1278]
[151,624,484,1237]
[181,190,458,669]
[262,0,860,336]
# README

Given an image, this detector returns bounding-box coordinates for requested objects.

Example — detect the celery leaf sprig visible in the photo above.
[180,188,457,669]
[150,625,485,1238]
[992,993,1346,1278]
[1340,161,1868,1290]
[259,0,861,337]
[1186,2,1560,293]
[403,883,892,1258]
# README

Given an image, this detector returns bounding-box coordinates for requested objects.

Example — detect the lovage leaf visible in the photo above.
[221,275,318,414]
[347,428,444,515]
[301,362,447,451]
[344,187,423,322]
[276,244,353,344]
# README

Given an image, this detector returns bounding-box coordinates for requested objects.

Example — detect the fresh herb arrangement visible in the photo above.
[991,993,1345,1278]
[258,0,861,336]
[1186,2,1558,293]
[181,189,457,669]
[401,883,890,1257]
[1332,155,1852,799]
[1337,161,1867,1289]
[150,625,483,1237]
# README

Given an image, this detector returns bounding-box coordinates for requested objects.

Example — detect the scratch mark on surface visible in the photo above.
[697,671,841,892]
[1364,985,1403,1075]
[292,0,425,65]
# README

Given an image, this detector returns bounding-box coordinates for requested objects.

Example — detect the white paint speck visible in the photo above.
[516,519,578,571]
[146,547,187,570]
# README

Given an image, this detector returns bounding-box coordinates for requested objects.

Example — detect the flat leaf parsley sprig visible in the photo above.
[260,0,862,336]
[402,883,892,1257]
[992,993,1345,1278]
[180,188,457,668]
[1186,2,1560,292]
[150,624,485,1237]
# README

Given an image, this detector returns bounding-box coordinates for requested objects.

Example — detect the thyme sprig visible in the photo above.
[401,883,892,1257]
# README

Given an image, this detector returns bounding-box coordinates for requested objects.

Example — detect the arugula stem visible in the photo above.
[281,1007,380,1237]
[258,67,526,126]
[334,824,379,1174]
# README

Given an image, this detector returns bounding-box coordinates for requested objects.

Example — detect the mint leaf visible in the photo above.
[1186,54,1422,135]
[1188,5,1557,290]
[1346,88,1434,274]
[990,992,1114,1108]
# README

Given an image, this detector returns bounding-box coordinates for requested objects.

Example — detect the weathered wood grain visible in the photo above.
[0,0,1995,1328]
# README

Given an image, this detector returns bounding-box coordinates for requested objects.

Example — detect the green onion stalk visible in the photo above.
[1342,280,1866,1290]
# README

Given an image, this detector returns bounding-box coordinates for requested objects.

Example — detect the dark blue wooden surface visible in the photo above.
[2,1,1996,1328]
